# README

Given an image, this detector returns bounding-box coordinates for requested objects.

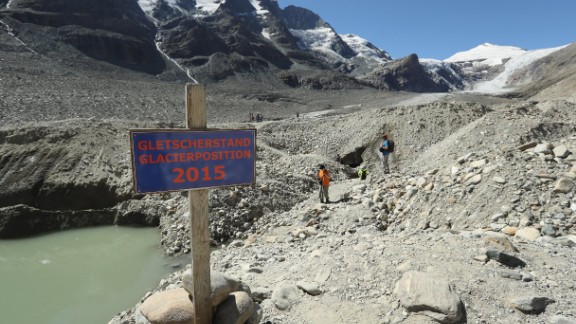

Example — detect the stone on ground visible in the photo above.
[271,285,301,310]
[183,269,242,307]
[510,296,556,314]
[395,271,465,324]
[139,288,194,324]
[213,291,254,324]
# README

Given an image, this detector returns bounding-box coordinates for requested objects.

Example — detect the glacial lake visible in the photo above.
[0,226,185,324]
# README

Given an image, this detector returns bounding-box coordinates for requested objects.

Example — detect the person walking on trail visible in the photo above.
[317,164,332,203]
[358,165,368,180]
[379,133,393,174]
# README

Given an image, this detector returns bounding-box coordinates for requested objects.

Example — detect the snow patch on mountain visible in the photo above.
[138,0,227,18]
[261,28,271,41]
[249,0,268,16]
[138,0,159,14]
[195,0,224,16]
[340,34,391,63]
[290,27,343,61]
[445,43,526,66]
[289,27,391,65]
[138,0,184,15]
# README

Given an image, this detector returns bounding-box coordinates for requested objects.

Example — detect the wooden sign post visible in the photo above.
[129,83,256,324]
[186,83,212,324]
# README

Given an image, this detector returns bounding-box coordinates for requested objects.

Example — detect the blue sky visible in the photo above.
[277,0,576,60]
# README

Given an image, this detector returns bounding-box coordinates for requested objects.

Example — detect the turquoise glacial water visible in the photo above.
[0,226,183,324]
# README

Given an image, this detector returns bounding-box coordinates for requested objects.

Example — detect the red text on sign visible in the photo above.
[172,166,226,183]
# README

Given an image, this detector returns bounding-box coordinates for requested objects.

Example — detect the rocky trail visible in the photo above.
[113,170,576,324]
[110,98,576,324]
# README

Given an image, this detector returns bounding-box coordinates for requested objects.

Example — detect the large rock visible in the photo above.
[534,143,553,155]
[296,281,323,296]
[465,174,482,186]
[515,227,541,241]
[213,291,254,324]
[395,271,465,324]
[250,287,272,303]
[183,270,242,307]
[553,145,571,158]
[484,232,519,252]
[486,250,526,268]
[554,178,575,193]
[510,296,555,314]
[139,288,194,324]
[271,285,301,310]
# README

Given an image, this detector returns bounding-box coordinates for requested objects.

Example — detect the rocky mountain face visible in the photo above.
[361,54,459,92]
[0,0,461,91]
[1,0,166,74]
[281,5,356,60]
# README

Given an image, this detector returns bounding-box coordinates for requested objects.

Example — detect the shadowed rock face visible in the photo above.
[156,0,296,82]
[362,54,452,92]
[0,121,162,238]
[2,0,166,74]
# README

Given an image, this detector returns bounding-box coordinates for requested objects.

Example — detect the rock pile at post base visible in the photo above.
[136,269,261,324]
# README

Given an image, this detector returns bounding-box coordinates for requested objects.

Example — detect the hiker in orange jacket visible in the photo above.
[317,164,332,203]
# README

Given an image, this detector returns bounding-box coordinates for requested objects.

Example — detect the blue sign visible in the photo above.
[130,129,256,193]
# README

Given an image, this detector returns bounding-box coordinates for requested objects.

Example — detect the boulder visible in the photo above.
[510,296,555,314]
[183,270,242,307]
[553,145,571,158]
[139,288,194,324]
[515,227,541,241]
[501,226,517,236]
[296,281,323,296]
[213,291,254,324]
[534,143,553,155]
[554,178,575,194]
[484,232,519,252]
[470,159,487,169]
[486,250,526,268]
[465,174,482,186]
[395,271,464,324]
[271,285,301,310]
[250,287,272,303]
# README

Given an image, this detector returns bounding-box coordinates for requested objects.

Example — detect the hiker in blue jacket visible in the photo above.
[379,133,392,174]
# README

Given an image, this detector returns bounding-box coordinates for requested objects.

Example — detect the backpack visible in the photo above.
[318,170,328,184]
[379,140,395,153]
[388,140,395,153]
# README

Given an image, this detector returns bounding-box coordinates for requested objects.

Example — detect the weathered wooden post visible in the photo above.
[129,83,256,324]
[186,83,212,324]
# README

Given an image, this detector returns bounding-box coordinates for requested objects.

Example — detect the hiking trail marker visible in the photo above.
[129,84,256,324]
